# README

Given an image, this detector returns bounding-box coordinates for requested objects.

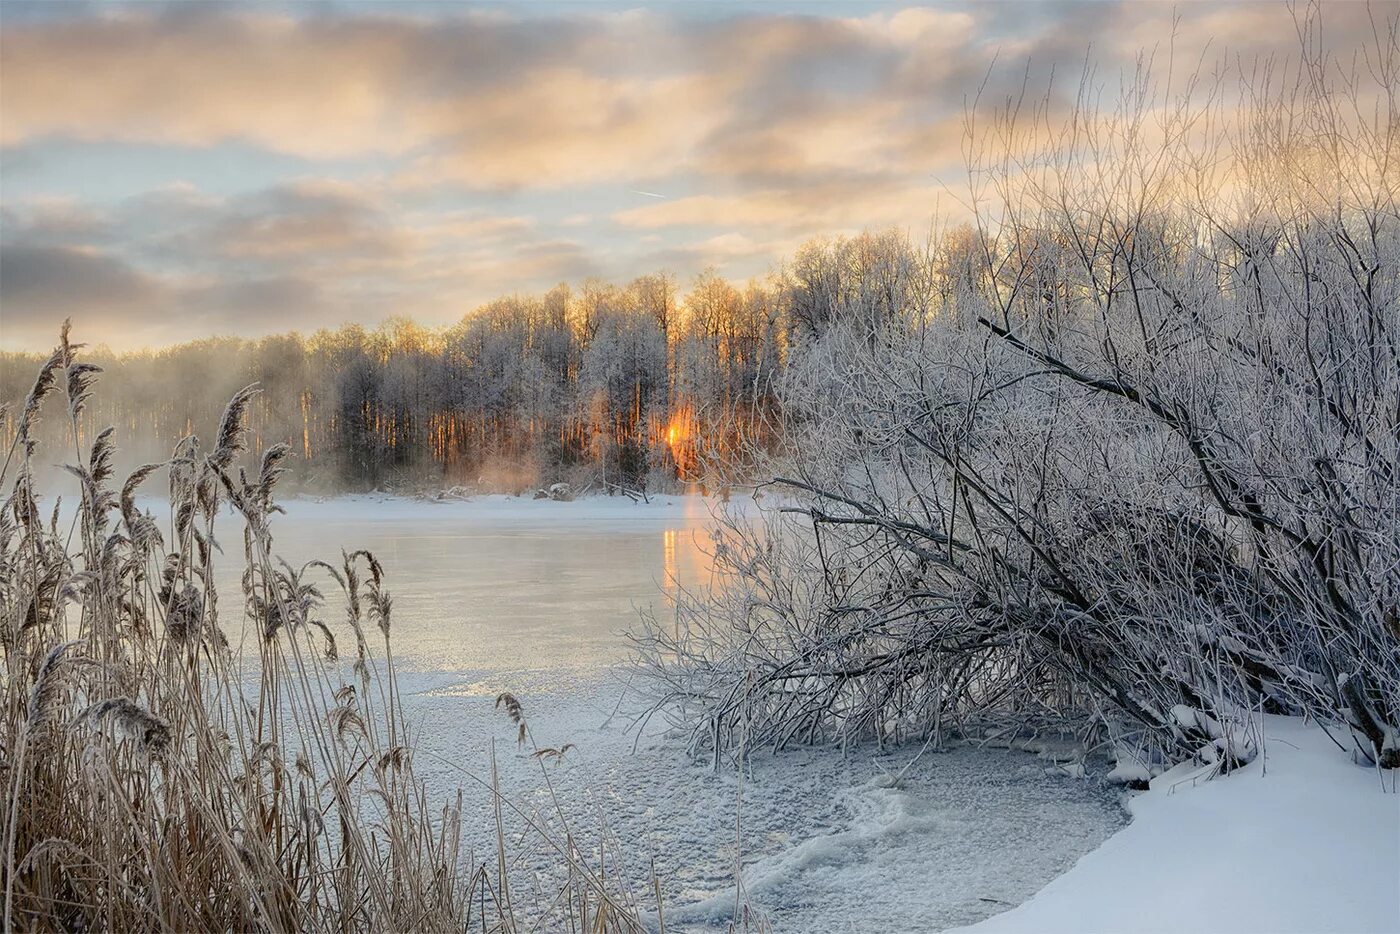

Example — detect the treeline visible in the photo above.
[1,241,907,493]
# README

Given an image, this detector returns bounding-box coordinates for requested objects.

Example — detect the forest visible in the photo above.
[0,255,863,493]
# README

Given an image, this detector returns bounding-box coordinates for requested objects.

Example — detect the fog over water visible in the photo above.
[205,494,718,677]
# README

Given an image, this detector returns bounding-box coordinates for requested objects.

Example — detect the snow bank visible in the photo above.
[957,716,1400,934]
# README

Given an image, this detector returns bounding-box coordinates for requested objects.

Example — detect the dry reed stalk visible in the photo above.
[0,330,648,932]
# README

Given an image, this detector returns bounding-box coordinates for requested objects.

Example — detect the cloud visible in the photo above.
[184,276,323,324]
[200,183,406,270]
[396,69,734,190]
[614,175,951,237]
[0,183,599,349]
[1,2,1380,350]
[0,243,162,311]
[0,243,168,348]
[0,7,718,186]
[4,4,1346,194]
[0,199,110,245]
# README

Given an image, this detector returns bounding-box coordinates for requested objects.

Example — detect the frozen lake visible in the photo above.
[221,494,1128,932]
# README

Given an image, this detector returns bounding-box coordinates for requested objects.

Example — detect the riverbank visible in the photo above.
[274,489,732,526]
[957,715,1399,934]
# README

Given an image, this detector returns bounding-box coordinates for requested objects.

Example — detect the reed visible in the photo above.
[0,325,645,932]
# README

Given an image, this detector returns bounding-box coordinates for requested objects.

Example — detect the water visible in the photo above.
[242,494,716,677]
[213,494,1127,932]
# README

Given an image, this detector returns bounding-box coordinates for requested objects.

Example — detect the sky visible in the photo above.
[0,1,1380,352]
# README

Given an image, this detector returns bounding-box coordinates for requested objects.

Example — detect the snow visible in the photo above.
[957,715,1400,934]
[133,493,1399,932]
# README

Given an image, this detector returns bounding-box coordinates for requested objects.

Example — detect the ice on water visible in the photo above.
[246,495,1126,932]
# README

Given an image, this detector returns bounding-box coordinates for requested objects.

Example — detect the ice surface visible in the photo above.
[400,672,1127,933]
[185,494,1127,931]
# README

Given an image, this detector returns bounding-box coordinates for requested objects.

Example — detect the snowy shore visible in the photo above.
[279,489,724,522]
[958,716,1399,934]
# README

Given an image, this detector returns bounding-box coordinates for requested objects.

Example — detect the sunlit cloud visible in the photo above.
[1,1,1364,351]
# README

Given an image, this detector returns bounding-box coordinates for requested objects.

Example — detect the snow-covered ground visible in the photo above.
[958,715,1400,934]
[180,493,1399,932]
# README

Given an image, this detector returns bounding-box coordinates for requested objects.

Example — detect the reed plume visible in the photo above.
[0,327,647,933]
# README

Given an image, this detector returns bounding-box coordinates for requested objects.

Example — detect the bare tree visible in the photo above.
[635,19,1399,779]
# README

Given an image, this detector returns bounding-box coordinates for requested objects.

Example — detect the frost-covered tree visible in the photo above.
[2,269,787,492]
[635,22,1399,777]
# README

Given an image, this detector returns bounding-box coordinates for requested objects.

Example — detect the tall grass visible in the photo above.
[0,324,645,932]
